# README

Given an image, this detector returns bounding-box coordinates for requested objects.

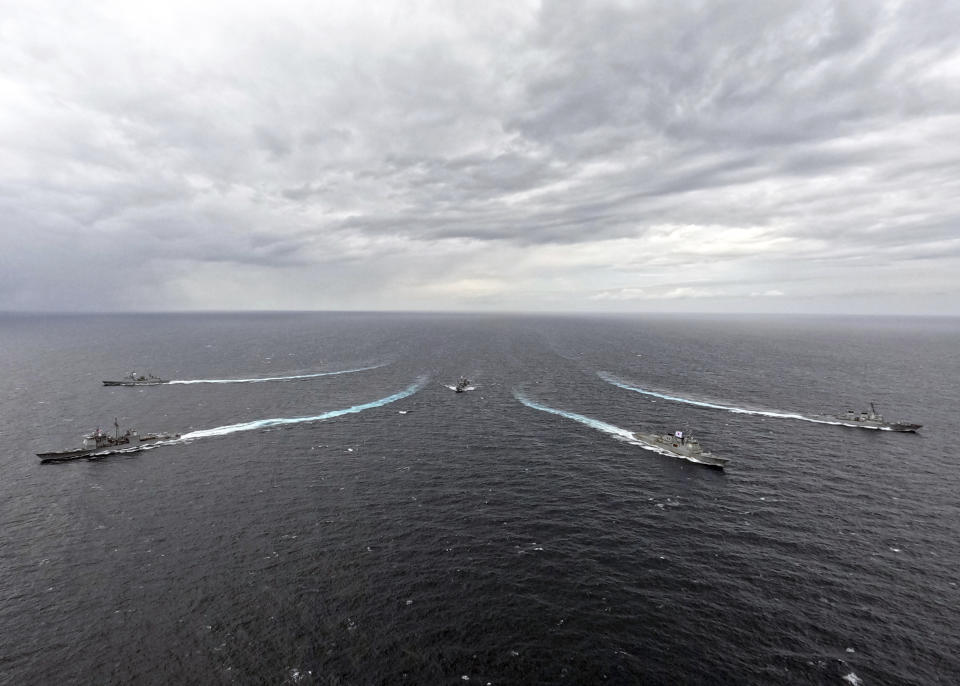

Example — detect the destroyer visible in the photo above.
[103,372,169,386]
[824,403,921,432]
[631,430,728,469]
[37,419,179,463]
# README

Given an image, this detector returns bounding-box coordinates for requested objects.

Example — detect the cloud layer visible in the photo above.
[2,0,959,313]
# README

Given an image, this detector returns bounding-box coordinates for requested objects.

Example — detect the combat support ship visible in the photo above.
[631,430,729,469]
[824,403,921,432]
[102,372,169,386]
[37,420,179,462]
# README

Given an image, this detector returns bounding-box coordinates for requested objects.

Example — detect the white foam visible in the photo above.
[169,363,386,385]
[177,377,426,441]
[598,371,856,427]
[514,391,635,440]
[513,390,689,460]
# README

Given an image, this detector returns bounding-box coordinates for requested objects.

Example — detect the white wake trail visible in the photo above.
[513,390,733,462]
[168,364,386,385]
[177,377,426,441]
[514,390,637,442]
[597,371,845,426]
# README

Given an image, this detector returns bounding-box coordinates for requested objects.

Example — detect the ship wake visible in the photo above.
[597,372,872,429]
[177,377,428,440]
[512,390,691,459]
[168,364,386,385]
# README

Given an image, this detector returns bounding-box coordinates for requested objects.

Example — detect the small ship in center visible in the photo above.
[446,377,474,393]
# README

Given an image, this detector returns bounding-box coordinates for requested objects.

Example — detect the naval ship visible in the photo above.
[102,372,169,386]
[822,403,921,432]
[454,377,471,393]
[37,420,179,462]
[631,430,729,468]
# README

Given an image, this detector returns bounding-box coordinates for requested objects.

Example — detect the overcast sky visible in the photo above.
[2,0,959,314]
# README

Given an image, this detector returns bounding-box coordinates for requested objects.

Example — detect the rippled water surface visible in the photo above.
[1,312,958,684]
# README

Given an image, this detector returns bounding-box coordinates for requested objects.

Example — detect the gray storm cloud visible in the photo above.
[1,0,958,313]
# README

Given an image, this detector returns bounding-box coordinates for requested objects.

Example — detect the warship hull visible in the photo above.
[887,423,922,432]
[38,434,179,463]
[823,404,921,433]
[816,414,922,432]
[631,432,729,469]
[102,380,169,386]
[829,420,922,432]
[37,447,109,462]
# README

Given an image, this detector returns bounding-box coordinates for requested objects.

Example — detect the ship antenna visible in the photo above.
[114,417,119,440]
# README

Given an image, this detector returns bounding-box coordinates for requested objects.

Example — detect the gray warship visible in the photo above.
[103,372,169,386]
[37,420,179,463]
[631,430,729,469]
[823,403,921,432]
[453,377,471,393]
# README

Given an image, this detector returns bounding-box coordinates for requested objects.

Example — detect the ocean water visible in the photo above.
[1,312,958,685]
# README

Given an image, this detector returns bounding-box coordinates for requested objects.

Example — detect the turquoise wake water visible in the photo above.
[513,390,637,442]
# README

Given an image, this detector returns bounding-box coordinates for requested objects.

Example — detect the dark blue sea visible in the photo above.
[1,312,958,685]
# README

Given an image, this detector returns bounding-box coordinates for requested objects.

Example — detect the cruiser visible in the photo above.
[37,419,179,463]
[825,403,921,432]
[103,372,169,386]
[454,377,471,393]
[631,430,728,468]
